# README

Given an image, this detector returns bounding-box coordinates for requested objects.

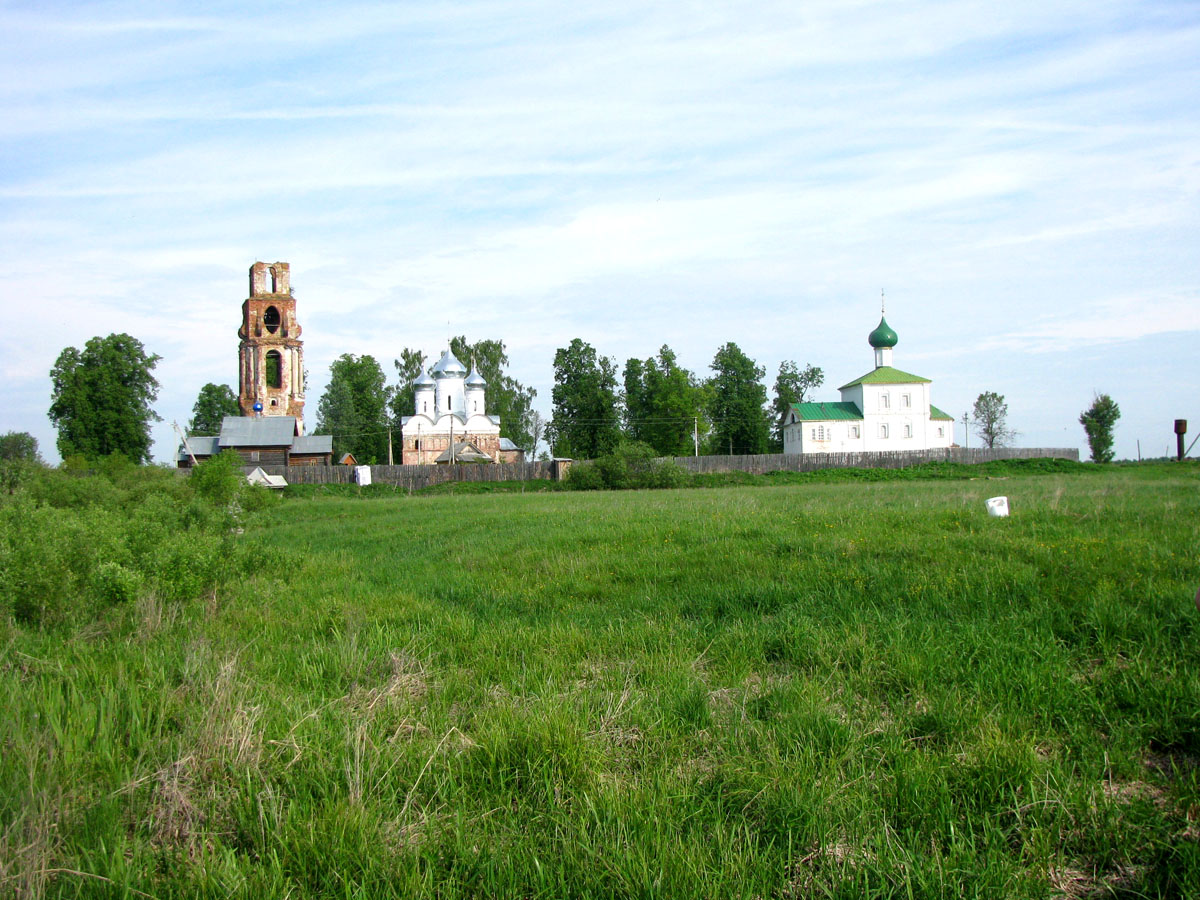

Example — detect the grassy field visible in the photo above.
[3,462,1200,897]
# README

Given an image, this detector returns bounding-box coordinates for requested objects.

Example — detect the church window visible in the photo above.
[811,428,817,440]
[447,396,451,411]
[265,350,282,388]
[850,425,859,439]
[904,424,912,438]
[880,423,889,439]
[880,393,890,409]
[423,401,428,413]
[901,393,911,408]
[938,427,945,438]
[264,306,281,334]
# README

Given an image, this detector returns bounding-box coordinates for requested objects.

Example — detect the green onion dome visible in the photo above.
[868,316,898,349]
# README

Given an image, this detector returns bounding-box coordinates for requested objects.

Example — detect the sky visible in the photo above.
[1,0,1197,463]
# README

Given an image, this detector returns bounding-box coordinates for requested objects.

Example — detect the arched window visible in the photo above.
[264,306,281,334]
[265,350,282,389]
[268,267,278,293]
[447,396,451,411]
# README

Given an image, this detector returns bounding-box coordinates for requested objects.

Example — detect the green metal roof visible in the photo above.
[788,401,864,422]
[838,366,931,390]
[930,405,954,421]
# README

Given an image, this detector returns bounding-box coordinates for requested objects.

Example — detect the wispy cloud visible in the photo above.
[1,0,1197,461]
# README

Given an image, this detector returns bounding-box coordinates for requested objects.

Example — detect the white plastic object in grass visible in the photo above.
[986,496,1009,517]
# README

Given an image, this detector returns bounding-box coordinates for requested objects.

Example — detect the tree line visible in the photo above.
[546,338,825,459]
[39,331,1124,466]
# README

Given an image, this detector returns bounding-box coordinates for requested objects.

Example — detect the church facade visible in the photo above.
[238,261,306,432]
[782,312,954,454]
[399,349,523,464]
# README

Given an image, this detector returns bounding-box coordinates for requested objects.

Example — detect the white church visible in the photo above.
[782,311,954,454]
[399,349,523,464]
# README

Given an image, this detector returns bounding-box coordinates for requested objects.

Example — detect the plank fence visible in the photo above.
[248,460,561,490]
[665,446,1079,476]
[243,446,1077,490]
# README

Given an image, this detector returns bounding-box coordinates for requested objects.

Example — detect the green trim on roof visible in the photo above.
[788,401,863,422]
[929,405,954,421]
[838,366,931,390]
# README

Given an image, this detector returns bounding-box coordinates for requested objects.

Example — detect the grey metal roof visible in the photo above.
[414,370,435,387]
[435,442,493,463]
[499,437,520,451]
[465,366,487,387]
[292,434,333,454]
[430,349,467,378]
[218,415,298,447]
[178,436,220,461]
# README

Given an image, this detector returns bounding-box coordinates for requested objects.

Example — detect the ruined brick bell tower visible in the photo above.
[238,261,306,432]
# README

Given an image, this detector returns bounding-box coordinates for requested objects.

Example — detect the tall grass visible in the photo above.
[2,462,1198,897]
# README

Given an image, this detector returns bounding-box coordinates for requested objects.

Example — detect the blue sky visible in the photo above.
[2,0,1197,462]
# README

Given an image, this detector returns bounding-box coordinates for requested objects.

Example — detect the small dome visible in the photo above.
[430,349,467,379]
[414,370,434,390]
[465,365,487,388]
[868,316,898,349]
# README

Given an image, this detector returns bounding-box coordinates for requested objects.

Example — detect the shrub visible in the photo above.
[0,457,260,628]
[189,450,246,507]
[568,442,691,491]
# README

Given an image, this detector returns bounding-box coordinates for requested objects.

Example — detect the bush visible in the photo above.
[189,449,246,507]
[0,455,260,628]
[567,442,691,491]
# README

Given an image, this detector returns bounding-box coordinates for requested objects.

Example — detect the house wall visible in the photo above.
[399,431,503,465]
[401,412,503,464]
[785,380,953,455]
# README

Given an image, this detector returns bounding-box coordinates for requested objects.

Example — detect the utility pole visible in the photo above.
[961,412,969,450]
[694,417,699,457]
[172,421,198,467]
[387,427,393,466]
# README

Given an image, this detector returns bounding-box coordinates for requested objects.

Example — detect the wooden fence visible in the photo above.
[665,446,1079,476]
[248,460,562,490]
[244,446,1077,490]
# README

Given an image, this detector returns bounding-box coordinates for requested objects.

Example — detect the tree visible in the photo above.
[623,346,705,457]
[0,431,42,494]
[622,356,649,444]
[449,336,537,453]
[316,354,392,464]
[547,338,621,459]
[389,348,428,424]
[771,360,824,451]
[971,391,1016,449]
[188,383,240,435]
[0,431,41,464]
[706,343,770,455]
[49,333,161,463]
[1080,394,1120,463]
[528,410,546,460]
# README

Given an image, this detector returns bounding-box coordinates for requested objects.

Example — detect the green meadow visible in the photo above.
[3,461,1200,898]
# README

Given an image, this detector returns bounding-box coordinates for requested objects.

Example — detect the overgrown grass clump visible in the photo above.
[2,461,1198,897]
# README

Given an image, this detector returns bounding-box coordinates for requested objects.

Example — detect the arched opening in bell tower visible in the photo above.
[266,351,282,389]
[264,306,281,334]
